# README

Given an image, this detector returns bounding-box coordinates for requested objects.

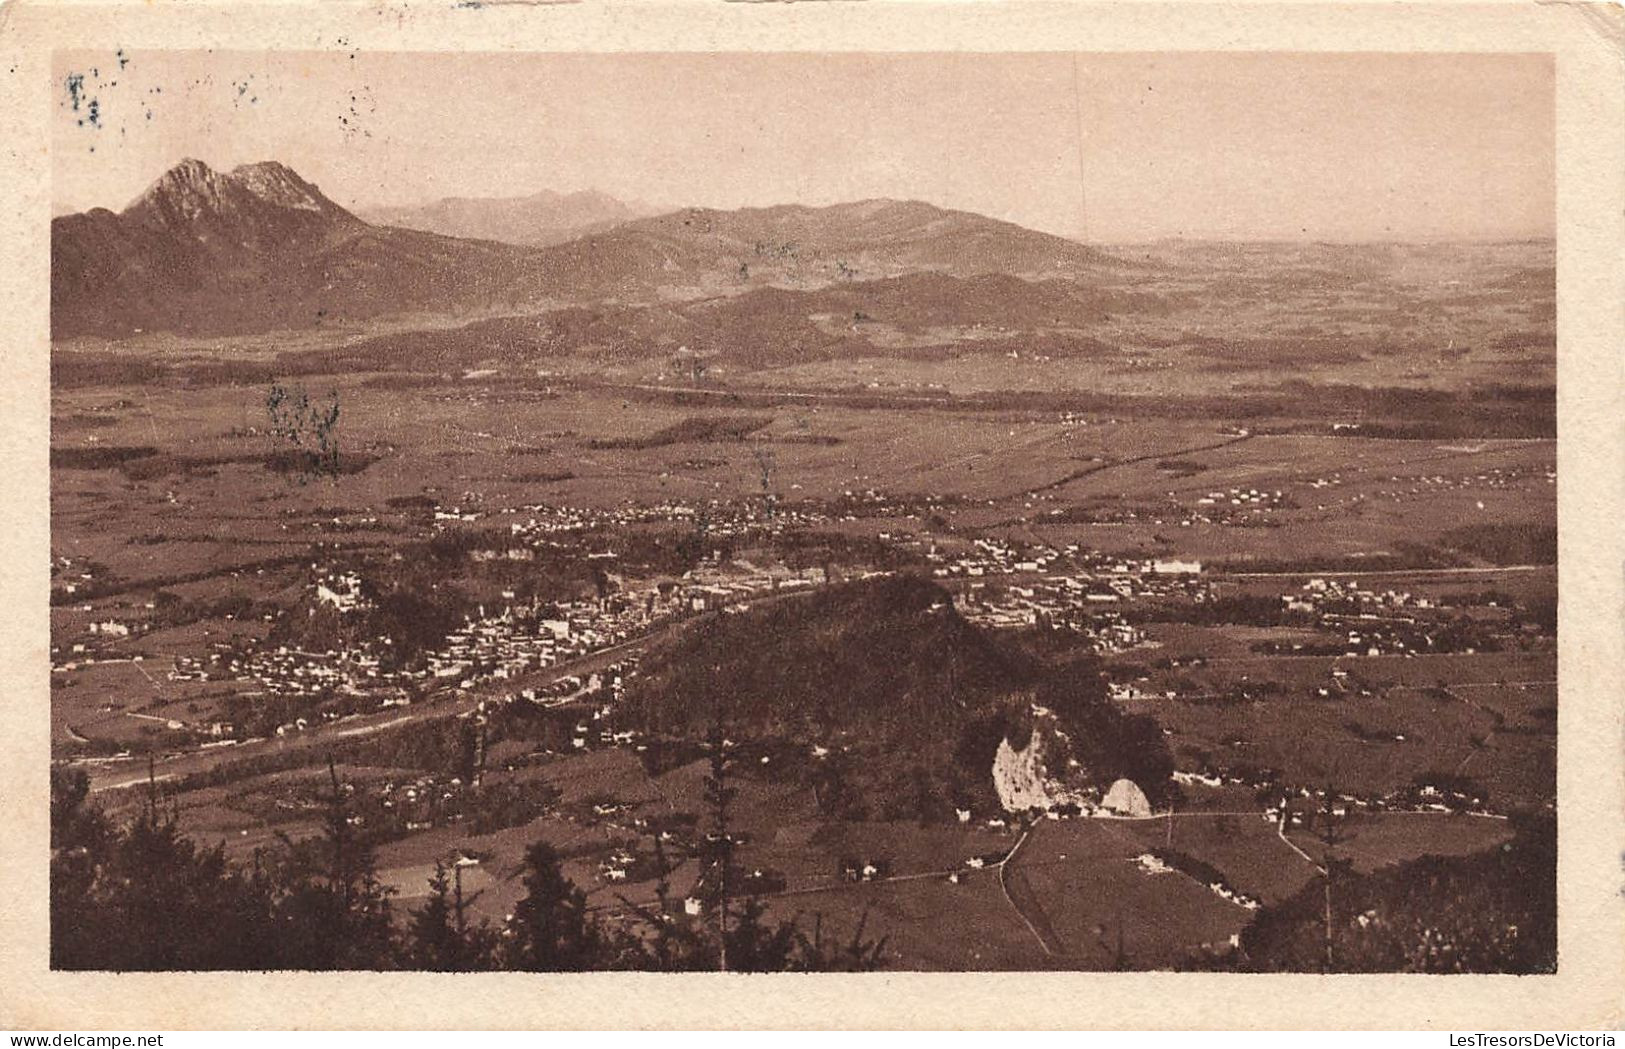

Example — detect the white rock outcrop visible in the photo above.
[991,724,1093,813]
[1102,777,1152,818]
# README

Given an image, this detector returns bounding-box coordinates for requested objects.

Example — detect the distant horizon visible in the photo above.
[53,51,1553,243]
[52,155,1555,247]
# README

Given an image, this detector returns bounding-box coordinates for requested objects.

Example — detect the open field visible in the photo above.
[1118,680,1553,810]
[1113,812,1323,905]
[1007,818,1251,967]
[1286,812,1515,874]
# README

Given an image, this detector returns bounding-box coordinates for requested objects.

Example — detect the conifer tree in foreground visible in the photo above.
[404,860,498,971]
[504,841,601,971]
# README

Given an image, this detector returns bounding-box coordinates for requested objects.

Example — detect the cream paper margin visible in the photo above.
[0,0,1620,1031]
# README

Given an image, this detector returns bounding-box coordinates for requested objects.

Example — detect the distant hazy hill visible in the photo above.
[51,159,544,339]
[529,200,1132,300]
[703,271,1144,330]
[673,272,1167,367]
[585,272,1157,368]
[359,188,663,247]
[285,270,1160,374]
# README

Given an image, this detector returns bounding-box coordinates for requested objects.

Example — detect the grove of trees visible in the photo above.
[49,742,888,972]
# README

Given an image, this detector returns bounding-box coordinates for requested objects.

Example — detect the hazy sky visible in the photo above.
[54,50,1554,242]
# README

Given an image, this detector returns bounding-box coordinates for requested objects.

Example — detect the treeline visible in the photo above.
[48,443,376,481]
[171,710,501,793]
[51,744,887,972]
[1214,522,1555,576]
[1438,522,1557,567]
[598,377,1554,438]
[1254,381,1555,439]
[1125,593,1304,628]
[1212,543,1468,575]
[587,415,773,449]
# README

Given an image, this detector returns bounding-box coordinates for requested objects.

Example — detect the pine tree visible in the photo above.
[791,910,890,972]
[700,720,738,971]
[51,769,280,970]
[505,841,600,970]
[268,760,396,969]
[1314,783,1352,972]
[613,834,705,970]
[405,863,459,970]
[49,767,112,968]
[403,861,497,971]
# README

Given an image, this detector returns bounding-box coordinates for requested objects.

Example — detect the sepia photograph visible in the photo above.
[41,46,1563,978]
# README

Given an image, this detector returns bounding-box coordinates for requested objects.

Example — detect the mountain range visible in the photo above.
[51,158,1131,340]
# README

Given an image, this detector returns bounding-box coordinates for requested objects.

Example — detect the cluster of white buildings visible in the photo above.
[940,541,1207,651]
[1072,486,1296,529]
[927,536,1063,578]
[50,554,98,598]
[955,578,1149,654]
[313,570,366,612]
[492,490,947,550]
[1292,577,1437,612]
[167,547,841,718]
[424,591,649,689]
[1299,462,1553,516]
[680,562,828,612]
[196,643,376,699]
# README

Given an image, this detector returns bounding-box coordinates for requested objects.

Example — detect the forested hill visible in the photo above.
[620,574,1035,739]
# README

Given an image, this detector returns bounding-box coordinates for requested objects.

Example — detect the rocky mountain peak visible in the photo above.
[122,157,353,231]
